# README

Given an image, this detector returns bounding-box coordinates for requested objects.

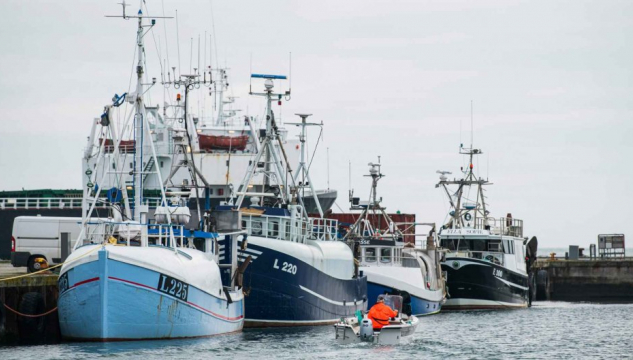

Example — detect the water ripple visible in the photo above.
[2,302,632,359]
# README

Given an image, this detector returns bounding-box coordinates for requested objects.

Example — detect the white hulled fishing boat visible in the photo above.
[57,4,245,340]
[344,161,445,316]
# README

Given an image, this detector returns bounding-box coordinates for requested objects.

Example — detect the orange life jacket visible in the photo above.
[367,302,397,329]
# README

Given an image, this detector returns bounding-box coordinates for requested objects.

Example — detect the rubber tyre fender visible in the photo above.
[536,269,549,301]
[18,292,47,343]
[0,299,5,336]
[527,272,537,307]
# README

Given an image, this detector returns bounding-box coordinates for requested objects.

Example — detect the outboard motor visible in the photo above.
[360,318,374,341]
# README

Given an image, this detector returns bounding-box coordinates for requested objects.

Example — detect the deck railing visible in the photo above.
[241,213,338,243]
[0,197,165,210]
[476,217,523,238]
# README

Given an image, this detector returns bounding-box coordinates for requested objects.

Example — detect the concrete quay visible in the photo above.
[534,258,633,302]
[0,262,60,344]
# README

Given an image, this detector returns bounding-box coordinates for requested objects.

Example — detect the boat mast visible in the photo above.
[104,3,174,222]
[344,159,398,240]
[436,146,489,229]
[72,2,174,251]
[288,114,324,218]
[214,68,227,126]
[132,11,145,221]
[235,74,291,209]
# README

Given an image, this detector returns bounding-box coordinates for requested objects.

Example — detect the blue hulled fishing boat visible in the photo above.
[57,3,245,340]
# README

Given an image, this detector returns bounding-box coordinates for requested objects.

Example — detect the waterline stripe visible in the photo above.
[299,285,360,307]
[496,277,529,290]
[70,277,100,289]
[108,276,243,322]
[242,248,263,255]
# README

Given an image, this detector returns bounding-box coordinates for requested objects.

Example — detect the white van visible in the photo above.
[11,216,83,272]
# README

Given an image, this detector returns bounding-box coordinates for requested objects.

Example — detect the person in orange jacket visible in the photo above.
[367,295,398,330]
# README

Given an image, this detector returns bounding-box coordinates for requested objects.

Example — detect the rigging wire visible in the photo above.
[306,126,324,175]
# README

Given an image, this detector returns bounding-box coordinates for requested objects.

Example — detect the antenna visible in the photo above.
[176,10,181,79]
[470,100,474,148]
[119,0,130,19]
[327,147,330,190]
[349,160,352,192]
[287,52,292,100]
[348,160,353,204]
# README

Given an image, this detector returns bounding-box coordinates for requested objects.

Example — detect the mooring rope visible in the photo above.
[3,303,58,318]
[0,244,104,282]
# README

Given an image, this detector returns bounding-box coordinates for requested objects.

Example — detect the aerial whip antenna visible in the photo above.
[470,100,474,149]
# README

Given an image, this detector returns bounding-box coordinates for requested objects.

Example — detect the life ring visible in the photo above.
[464,213,472,221]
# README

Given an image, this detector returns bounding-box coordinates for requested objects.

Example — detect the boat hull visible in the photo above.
[367,281,442,316]
[237,238,367,327]
[301,189,337,214]
[58,246,243,341]
[441,257,529,310]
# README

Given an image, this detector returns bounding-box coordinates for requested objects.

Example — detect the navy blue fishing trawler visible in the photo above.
[225,75,367,327]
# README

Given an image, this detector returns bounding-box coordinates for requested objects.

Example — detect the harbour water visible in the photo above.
[2,302,631,359]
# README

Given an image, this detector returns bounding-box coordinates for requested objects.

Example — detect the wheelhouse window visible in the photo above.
[503,240,515,254]
[365,248,376,262]
[440,238,458,251]
[380,248,392,263]
[487,240,502,252]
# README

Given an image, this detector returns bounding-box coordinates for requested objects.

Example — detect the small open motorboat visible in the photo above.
[334,295,419,345]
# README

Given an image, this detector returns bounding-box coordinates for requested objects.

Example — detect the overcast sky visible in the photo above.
[0,1,631,248]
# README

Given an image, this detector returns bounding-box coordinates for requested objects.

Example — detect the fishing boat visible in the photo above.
[343,161,445,316]
[334,295,418,344]
[57,5,245,340]
[229,75,367,327]
[436,145,538,310]
[1,22,334,266]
